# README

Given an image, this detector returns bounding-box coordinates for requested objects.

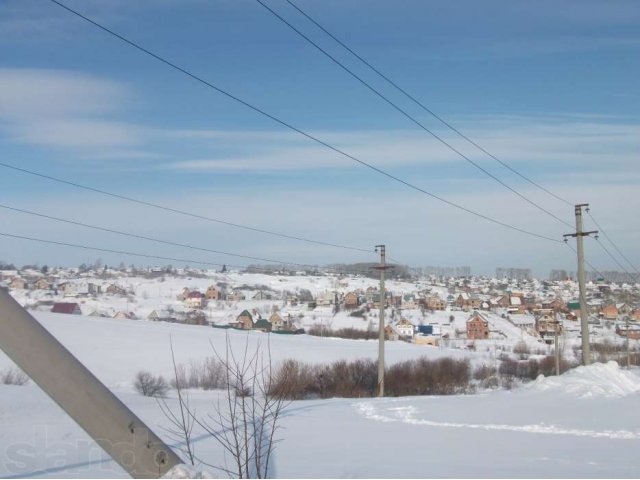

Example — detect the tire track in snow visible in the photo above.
[355,402,640,440]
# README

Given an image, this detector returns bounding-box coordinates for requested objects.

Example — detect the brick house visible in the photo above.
[343,292,359,310]
[427,295,446,311]
[616,324,640,340]
[32,278,51,290]
[466,312,489,340]
[205,285,222,301]
[384,325,399,341]
[233,310,254,330]
[9,277,27,290]
[600,304,619,320]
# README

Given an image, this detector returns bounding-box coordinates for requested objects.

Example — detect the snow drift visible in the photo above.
[529,361,640,398]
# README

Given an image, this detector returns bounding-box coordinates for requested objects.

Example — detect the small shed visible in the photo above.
[51,302,82,315]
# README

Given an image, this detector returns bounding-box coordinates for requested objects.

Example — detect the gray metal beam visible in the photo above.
[0,289,182,478]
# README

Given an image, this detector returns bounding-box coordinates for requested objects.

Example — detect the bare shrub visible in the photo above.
[170,358,227,390]
[473,364,497,381]
[513,341,530,359]
[1,367,29,386]
[134,371,168,397]
[537,355,578,376]
[307,325,378,340]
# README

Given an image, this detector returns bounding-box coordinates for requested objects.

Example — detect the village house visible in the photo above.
[426,295,446,311]
[232,310,254,330]
[395,318,415,338]
[317,291,337,307]
[176,287,191,301]
[600,303,619,320]
[253,290,273,301]
[57,282,80,296]
[401,294,416,309]
[466,312,489,340]
[616,324,640,340]
[32,278,51,290]
[414,335,439,346]
[384,325,399,341]
[51,302,82,315]
[9,277,27,290]
[616,303,633,316]
[226,290,246,302]
[205,285,223,301]
[113,311,137,320]
[106,284,127,296]
[269,312,285,331]
[185,291,206,309]
[542,298,566,313]
[343,291,359,310]
[567,302,581,319]
[535,312,560,343]
[253,318,272,333]
[631,309,640,322]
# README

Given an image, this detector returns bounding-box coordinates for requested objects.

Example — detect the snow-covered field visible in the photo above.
[1,313,640,478]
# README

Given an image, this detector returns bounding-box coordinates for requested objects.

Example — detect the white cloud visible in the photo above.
[0,68,127,118]
[0,68,143,151]
[164,116,640,174]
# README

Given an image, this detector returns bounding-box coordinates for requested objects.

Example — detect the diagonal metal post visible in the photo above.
[0,289,182,478]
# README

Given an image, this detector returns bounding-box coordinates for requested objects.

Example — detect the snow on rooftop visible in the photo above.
[528,362,640,398]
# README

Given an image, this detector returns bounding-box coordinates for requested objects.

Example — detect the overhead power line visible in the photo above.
[0,204,392,276]
[0,203,342,270]
[563,241,634,285]
[254,0,573,228]
[280,0,574,208]
[0,231,242,270]
[0,230,381,276]
[0,162,371,254]
[46,0,563,244]
[587,210,640,275]
[592,237,638,283]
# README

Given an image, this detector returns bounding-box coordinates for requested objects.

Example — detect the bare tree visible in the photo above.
[157,340,196,466]
[160,333,289,478]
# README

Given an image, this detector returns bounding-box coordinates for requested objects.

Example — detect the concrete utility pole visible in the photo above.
[564,203,598,366]
[625,315,631,369]
[0,290,182,478]
[554,311,560,376]
[373,245,393,397]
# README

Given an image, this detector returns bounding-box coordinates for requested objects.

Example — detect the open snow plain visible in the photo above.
[1,313,639,478]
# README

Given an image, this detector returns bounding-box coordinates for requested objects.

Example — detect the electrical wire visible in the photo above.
[0,203,349,270]
[587,210,640,275]
[254,0,573,228]
[592,237,638,284]
[0,162,371,254]
[563,241,631,285]
[46,0,564,244]
[281,0,574,208]
[0,230,381,277]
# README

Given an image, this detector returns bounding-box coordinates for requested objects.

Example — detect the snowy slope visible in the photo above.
[1,307,640,478]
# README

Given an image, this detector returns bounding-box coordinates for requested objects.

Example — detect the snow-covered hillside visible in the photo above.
[1,312,639,478]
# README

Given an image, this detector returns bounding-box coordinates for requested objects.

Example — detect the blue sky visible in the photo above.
[0,0,639,276]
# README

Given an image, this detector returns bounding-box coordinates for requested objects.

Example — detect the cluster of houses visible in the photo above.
[4,266,640,341]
